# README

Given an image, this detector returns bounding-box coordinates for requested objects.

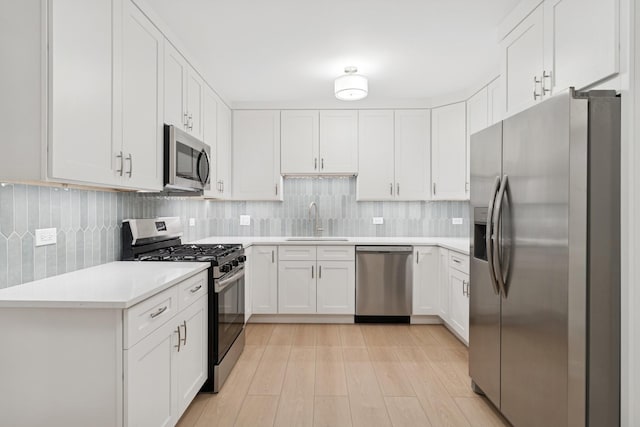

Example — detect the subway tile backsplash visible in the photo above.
[0,177,469,288]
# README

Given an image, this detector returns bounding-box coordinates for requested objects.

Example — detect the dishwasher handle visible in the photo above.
[356,246,413,253]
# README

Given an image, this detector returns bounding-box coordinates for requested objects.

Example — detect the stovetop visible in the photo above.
[136,244,243,264]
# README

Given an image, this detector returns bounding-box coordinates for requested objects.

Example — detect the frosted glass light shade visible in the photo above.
[334,73,368,101]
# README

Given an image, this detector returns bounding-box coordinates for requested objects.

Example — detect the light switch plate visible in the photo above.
[452,218,464,225]
[240,215,251,226]
[35,228,57,246]
[372,217,384,225]
[189,218,196,227]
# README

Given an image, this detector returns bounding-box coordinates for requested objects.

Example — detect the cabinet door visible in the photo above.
[251,246,278,314]
[438,248,450,321]
[278,261,316,314]
[544,0,618,94]
[49,0,118,186]
[357,110,395,200]
[317,261,355,314]
[487,77,503,125]
[125,319,178,427]
[466,88,489,194]
[319,110,358,174]
[281,110,319,174]
[394,110,431,201]
[186,71,204,139]
[120,0,163,191]
[202,87,218,198]
[412,247,439,315]
[232,110,282,200]
[431,102,467,200]
[448,268,469,343]
[501,5,545,117]
[216,102,232,198]
[163,41,187,130]
[176,296,207,417]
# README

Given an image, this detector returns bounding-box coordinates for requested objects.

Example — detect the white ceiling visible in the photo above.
[145,0,520,108]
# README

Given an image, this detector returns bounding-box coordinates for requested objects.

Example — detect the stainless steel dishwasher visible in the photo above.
[355,246,413,323]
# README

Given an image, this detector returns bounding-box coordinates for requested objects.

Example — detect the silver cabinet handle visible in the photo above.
[116,151,124,176]
[272,250,275,263]
[181,320,187,346]
[184,112,189,129]
[462,280,465,296]
[321,158,324,170]
[397,183,400,196]
[416,252,419,264]
[150,306,167,318]
[433,182,437,196]
[275,183,279,196]
[126,153,133,177]
[533,75,542,100]
[314,158,318,170]
[318,265,322,279]
[390,183,393,195]
[453,258,462,264]
[189,284,202,293]
[222,181,225,193]
[542,70,552,95]
[188,113,194,131]
[311,265,314,279]
[175,326,182,352]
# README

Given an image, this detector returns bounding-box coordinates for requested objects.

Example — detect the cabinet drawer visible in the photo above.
[317,246,355,261]
[178,271,208,311]
[449,252,469,274]
[125,286,179,349]
[279,245,317,261]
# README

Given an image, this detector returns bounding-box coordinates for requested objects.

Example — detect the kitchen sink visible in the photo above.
[285,237,349,242]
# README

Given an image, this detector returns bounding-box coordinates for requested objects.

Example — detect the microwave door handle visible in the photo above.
[196,150,210,186]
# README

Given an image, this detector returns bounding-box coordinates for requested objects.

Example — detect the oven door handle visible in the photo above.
[215,267,245,293]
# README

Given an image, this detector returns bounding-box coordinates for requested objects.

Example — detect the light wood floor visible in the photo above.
[177,323,510,427]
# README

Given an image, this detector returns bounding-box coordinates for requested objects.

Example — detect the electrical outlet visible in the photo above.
[35,228,57,246]
[372,217,384,225]
[240,215,251,226]
[452,218,464,225]
[189,218,196,227]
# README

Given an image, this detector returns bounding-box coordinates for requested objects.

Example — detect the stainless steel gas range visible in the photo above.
[121,217,245,393]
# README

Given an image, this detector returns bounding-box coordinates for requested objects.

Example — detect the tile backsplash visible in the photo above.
[0,177,469,288]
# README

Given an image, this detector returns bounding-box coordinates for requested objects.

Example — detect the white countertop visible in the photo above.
[192,236,470,255]
[0,262,209,309]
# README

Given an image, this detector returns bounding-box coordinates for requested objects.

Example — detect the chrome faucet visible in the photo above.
[308,201,324,237]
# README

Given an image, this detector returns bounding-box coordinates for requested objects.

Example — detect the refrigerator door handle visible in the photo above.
[492,174,509,298]
[486,176,501,295]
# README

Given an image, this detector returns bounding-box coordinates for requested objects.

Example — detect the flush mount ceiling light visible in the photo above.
[334,66,368,101]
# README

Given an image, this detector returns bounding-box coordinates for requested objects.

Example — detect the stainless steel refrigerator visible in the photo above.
[469,90,620,427]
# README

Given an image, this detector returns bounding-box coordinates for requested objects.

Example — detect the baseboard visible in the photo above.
[443,323,469,347]
[410,315,443,325]
[248,314,355,324]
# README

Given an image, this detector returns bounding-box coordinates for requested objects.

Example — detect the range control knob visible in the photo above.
[220,264,232,273]
[231,260,239,267]
[238,255,247,263]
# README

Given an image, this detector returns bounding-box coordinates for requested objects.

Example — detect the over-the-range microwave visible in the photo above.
[164,124,211,194]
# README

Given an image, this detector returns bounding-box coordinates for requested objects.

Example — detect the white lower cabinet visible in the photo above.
[278,261,317,314]
[125,276,208,427]
[251,246,279,314]
[412,246,440,315]
[316,260,355,314]
[448,268,470,342]
[438,248,450,321]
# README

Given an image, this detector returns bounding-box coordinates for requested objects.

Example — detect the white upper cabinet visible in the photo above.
[48,0,118,187]
[394,110,431,201]
[202,86,218,198]
[357,110,396,201]
[543,0,618,94]
[501,4,546,118]
[431,102,467,200]
[319,110,359,174]
[118,0,164,191]
[281,110,320,174]
[216,103,232,198]
[163,40,203,138]
[466,87,489,193]
[487,77,503,125]
[280,110,357,175]
[232,110,282,201]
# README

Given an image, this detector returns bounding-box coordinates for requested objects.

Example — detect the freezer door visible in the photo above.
[499,94,573,427]
[469,122,502,408]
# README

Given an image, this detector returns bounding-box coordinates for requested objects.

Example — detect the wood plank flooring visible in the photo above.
[177,324,510,427]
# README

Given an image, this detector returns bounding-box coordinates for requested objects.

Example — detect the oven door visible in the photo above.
[214,266,245,363]
[165,124,211,191]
